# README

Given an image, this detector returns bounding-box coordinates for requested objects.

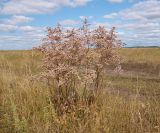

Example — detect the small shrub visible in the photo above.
[35,19,122,115]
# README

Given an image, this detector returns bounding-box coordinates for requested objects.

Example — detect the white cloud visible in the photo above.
[107,0,123,3]
[19,26,37,32]
[4,15,33,25]
[104,13,118,19]
[67,0,92,7]
[103,0,160,46]
[79,15,93,20]
[107,0,139,4]
[0,26,45,50]
[0,22,44,33]
[0,24,18,32]
[0,0,91,15]
[0,35,42,50]
[1,0,57,14]
[59,19,79,26]
[105,0,160,21]
[92,22,111,28]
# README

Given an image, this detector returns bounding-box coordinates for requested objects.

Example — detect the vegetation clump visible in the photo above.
[36,19,122,114]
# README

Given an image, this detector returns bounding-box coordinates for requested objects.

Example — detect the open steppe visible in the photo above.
[0,48,160,133]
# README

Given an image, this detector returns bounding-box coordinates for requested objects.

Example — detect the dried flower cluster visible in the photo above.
[36,19,122,92]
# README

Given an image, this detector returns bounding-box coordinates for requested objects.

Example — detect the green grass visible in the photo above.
[0,48,160,133]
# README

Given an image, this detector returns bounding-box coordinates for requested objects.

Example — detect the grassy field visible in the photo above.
[0,48,160,133]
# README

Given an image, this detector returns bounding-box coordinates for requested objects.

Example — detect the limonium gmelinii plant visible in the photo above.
[35,19,122,112]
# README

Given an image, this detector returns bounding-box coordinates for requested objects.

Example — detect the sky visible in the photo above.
[0,0,160,50]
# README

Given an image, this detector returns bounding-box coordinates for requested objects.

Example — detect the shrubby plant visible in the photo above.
[36,19,122,114]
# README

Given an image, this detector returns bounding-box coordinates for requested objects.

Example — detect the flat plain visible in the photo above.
[0,48,160,133]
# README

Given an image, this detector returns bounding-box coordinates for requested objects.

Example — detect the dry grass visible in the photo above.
[120,48,160,64]
[120,48,160,77]
[0,48,160,133]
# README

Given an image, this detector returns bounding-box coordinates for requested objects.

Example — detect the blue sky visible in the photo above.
[0,0,160,50]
